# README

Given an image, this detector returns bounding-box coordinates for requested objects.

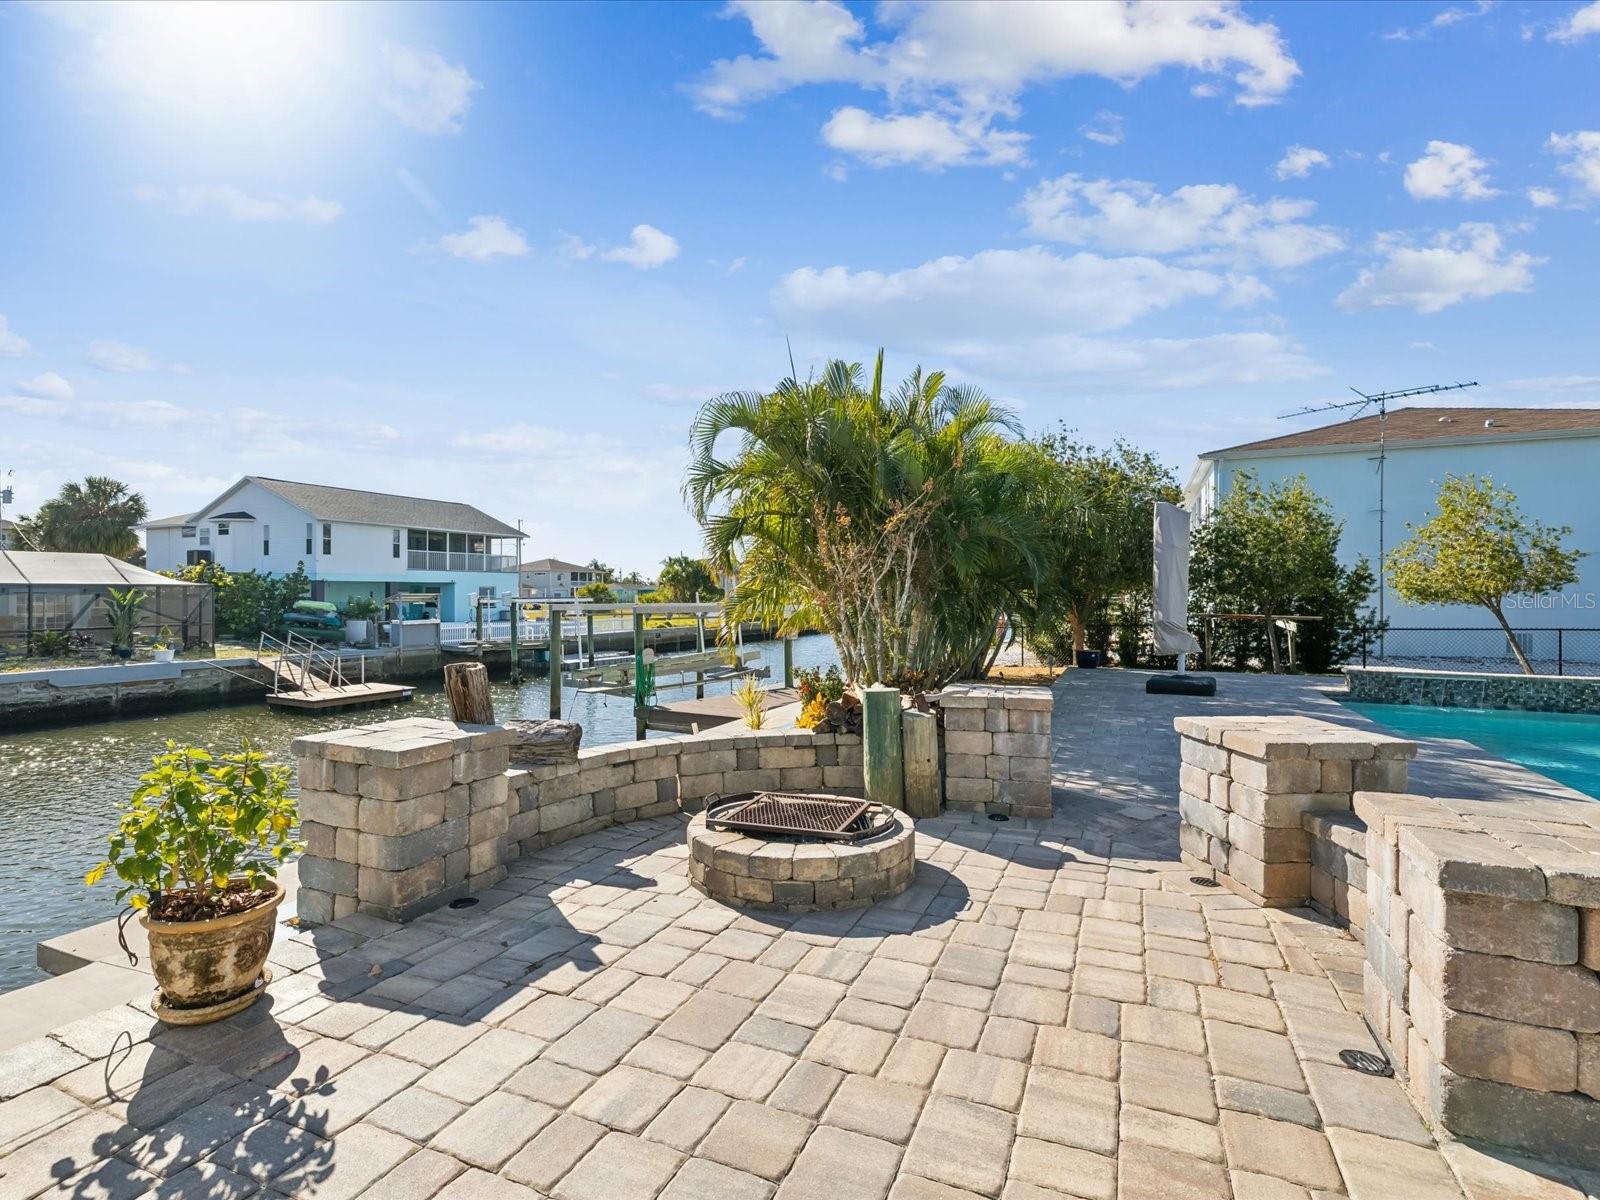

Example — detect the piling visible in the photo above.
[902,709,940,818]
[862,685,905,812]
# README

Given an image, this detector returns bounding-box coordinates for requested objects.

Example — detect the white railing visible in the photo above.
[438,614,638,645]
[406,551,518,573]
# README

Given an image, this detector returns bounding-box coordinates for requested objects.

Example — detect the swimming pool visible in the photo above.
[1343,701,1600,801]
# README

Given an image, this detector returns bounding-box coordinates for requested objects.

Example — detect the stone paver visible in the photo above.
[3,670,1588,1199]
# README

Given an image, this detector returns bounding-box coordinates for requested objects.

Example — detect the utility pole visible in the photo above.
[1280,381,1479,629]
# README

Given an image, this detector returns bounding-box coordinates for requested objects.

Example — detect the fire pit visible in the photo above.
[687,790,915,912]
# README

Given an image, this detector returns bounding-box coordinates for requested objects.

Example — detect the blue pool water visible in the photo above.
[1343,702,1600,801]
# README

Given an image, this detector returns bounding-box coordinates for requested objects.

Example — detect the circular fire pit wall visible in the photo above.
[686,808,915,911]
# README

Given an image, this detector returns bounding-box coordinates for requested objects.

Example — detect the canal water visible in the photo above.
[0,634,840,994]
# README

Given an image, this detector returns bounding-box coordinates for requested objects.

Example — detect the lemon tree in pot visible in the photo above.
[87,741,302,1024]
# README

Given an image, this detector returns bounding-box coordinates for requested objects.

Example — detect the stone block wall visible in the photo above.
[291,718,516,923]
[1344,665,1600,714]
[1174,715,1415,907]
[1358,789,1600,1166]
[936,684,1054,819]
[1304,810,1369,940]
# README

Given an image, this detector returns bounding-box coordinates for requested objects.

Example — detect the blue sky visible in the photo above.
[2,0,1598,572]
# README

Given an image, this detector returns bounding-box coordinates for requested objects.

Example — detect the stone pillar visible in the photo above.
[1173,715,1415,907]
[291,717,515,924]
[862,685,904,811]
[937,685,1053,819]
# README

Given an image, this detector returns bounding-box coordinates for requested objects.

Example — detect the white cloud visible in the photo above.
[1411,340,1439,351]
[438,216,530,262]
[1019,175,1343,269]
[1403,141,1498,200]
[87,340,158,373]
[136,184,342,223]
[1548,1,1600,41]
[821,107,1028,168]
[1385,0,1495,40]
[601,225,680,269]
[0,316,28,358]
[1275,145,1330,180]
[692,1,1298,170]
[1081,111,1125,147]
[381,44,479,135]
[1547,130,1600,196]
[1503,374,1600,393]
[1526,186,1561,208]
[774,246,1260,342]
[16,372,74,401]
[1337,223,1539,313]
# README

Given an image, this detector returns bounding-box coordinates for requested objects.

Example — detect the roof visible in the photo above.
[151,477,522,538]
[144,513,193,528]
[210,511,255,521]
[0,551,203,587]
[1203,406,1600,458]
[520,558,593,573]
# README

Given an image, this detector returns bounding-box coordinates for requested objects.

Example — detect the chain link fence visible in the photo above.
[1357,626,1600,676]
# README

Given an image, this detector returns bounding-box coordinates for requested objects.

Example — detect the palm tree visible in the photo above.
[686,352,1043,688]
[19,476,149,561]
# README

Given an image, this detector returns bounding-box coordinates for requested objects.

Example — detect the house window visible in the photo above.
[408,529,427,552]
[181,525,195,539]
[478,586,495,598]
[321,523,332,555]
[216,521,229,536]
[186,550,213,565]
[393,529,401,559]
[305,523,313,555]
[262,525,270,556]
[199,526,210,546]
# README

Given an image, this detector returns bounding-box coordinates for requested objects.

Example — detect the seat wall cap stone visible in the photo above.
[1399,826,1546,901]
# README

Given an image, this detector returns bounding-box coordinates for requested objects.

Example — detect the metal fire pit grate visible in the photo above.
[706,791,890,842]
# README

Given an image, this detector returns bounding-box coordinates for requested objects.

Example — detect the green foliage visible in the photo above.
[576,581,617,603]
[339,595,383,621]
[14,476,148,561]
[686,351,1043,689]
[105,587,147,651]
[795,664,846,706]
[153,625,174,650]
[585,559,616,583]
[1191,473,1374,673]
[1019,433,1180,661]
[732,674,766,729]
[31,629,70,656]
[161,561,311,639]
[655,554,719,603]
[85,741,301,912]
[1388,475,1583,674]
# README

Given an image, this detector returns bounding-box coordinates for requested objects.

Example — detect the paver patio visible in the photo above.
[3,669,1597,1199]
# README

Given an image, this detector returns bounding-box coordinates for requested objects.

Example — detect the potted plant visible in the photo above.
[87,741,302,1024]
[105,586,146,659]
[151,626,176,663]
[340,595,382,645]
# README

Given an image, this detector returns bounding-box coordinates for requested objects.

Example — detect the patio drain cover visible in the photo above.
[988,813,1009,822]
[448,897,480,910]
[1189,875,1221,888]
[1339,1049,1394,1077]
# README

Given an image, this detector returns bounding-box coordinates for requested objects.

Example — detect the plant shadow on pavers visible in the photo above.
[33,1004,336,1199]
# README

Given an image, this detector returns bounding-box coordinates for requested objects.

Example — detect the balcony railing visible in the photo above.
[406,551,518,573]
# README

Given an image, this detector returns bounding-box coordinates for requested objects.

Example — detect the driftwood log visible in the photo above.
[444,662,494,724]
[505,719,583,766]
[816,692,863,736]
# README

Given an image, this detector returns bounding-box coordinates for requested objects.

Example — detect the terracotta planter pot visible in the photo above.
[141,880,284,1022]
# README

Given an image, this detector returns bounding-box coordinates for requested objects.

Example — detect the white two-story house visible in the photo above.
[144,476,523,622]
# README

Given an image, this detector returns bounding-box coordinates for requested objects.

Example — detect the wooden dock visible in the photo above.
[265,680,414,710]
[638,687,801,735]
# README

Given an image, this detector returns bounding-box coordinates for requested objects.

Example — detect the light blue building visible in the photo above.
[144,476,523,623]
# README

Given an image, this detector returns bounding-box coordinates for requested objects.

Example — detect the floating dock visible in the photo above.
[638,687,801,735]
[264,680,414,710]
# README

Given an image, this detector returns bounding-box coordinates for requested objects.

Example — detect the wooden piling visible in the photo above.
[783,636,794,689]
[901,709,941,818]
[548,607,562,718]
[445,662,494,724]
[633,610,647,739]
[695,613,706,700]
[862,685,905,812]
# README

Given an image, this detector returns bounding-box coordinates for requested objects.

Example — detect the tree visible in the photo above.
[15,476,148,561]
[575,581,616,603]
[1191,473,1373,673]
[655,555,718,603]
[687,352,1043,688]
[161,561,311,640]
[1020,433,1179,659]
[585,559,616,583]
[1387,475,1582,674]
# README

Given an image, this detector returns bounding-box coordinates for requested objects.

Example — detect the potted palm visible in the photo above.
[341,595,382,645]
[151,626,176,663]
[87,741,301,1024]
[105,586,146,659]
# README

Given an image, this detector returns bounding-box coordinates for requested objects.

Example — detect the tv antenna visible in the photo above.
[1280,380,1478,626]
